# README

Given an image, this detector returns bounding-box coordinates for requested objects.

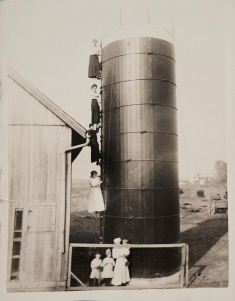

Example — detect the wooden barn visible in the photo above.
[7,66,87,291]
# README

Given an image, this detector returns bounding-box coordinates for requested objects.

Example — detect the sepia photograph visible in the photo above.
[0,0,234,299]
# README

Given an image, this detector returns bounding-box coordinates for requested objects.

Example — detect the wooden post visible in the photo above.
[185,244,189,286]
[179,244,186,287]
[67,244,72,289]
[0,1,9,292]
[63,152,72,281]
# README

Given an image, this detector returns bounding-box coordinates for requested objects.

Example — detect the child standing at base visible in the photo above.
[102,249,115,286]
[89,252,102,287]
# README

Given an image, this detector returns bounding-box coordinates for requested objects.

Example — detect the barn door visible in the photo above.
[20,203,58,283]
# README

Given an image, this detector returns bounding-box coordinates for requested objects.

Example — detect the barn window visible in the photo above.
[11,209,23,280]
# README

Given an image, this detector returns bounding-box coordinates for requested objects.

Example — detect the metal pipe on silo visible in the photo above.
[101,9,180,275]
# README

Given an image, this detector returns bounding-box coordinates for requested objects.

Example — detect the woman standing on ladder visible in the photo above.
[88,170,105,216]
[90,84,101,131]
[88,39,101,79]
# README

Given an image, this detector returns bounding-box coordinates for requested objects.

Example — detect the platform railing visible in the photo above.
[67,243,189,290]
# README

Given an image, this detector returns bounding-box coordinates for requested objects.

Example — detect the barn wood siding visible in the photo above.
[8,76,72,284]
[8,78,65,126]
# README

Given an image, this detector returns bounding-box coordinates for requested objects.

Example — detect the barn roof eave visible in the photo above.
[8,66,87,138]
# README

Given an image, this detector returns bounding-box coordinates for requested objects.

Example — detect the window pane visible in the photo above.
[12,241,21,256]
[11,258,20,280]
[14,232,22,239]
[14,211,23,231]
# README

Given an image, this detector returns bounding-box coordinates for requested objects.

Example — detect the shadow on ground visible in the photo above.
[180,216,228,268]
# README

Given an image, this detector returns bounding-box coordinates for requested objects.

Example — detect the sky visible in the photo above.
[4,0,228,181]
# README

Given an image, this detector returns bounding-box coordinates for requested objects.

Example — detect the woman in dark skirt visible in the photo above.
[88,124,101,165]
[91,84,101,130]
[88,39,101,78]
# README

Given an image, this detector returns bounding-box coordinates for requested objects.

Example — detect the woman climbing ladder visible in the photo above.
[88,39,101,79]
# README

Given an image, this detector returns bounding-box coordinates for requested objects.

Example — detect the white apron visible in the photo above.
[102,257,115,278]
[90,258,102,279]
[111,247,130,285]
[88,177,105,212]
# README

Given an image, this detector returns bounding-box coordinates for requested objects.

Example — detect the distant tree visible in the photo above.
[197,190,205,198]
[214,160,227,185]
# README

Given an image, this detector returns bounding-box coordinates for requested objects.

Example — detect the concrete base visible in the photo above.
[67,271,182,291]
[129,271,181,288]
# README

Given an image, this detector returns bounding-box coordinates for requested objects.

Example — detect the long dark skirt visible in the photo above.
[89,132,100,163]
[88,55,100,78]
[91,99,100,124]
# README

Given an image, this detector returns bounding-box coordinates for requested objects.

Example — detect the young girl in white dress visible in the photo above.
[88,171,105,214]
[89,252,102,287]
[102,249,115,286]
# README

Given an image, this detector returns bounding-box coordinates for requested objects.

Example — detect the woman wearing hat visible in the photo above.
[88,171,105,214]
[111,238,131,286]
[88,39,101,79]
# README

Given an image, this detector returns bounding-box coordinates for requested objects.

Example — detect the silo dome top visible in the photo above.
[102,8,175,47]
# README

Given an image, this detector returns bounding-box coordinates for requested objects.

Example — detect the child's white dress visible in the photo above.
[102,257,115,278]
[111,247,130,285]
[88,177,105,212]
[90,258,102,279]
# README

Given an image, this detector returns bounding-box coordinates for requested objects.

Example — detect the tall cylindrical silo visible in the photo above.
[101,9,180,275]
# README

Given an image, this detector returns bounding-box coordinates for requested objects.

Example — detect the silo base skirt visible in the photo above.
[129,271,181,288]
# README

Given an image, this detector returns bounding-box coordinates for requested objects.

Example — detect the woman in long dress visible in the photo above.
[88,39,101,78]
[88,171,105,213]
[90,84,101,130]
[111,238,130,286]
[88,124,101,165]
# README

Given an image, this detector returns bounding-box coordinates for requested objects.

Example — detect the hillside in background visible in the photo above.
[71,180,227,216]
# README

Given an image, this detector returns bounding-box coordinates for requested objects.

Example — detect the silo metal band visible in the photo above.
[102,131,178,138]
[102,187,179,190]
[104,214,180,219]
[102,102,178,113]
[102,52,176,64]
[103,78,177,89]
[106,159,179,163]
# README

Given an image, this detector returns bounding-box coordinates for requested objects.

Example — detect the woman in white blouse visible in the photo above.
[90,84,101,131]
[111,238,131,286]
[88,170,105,213]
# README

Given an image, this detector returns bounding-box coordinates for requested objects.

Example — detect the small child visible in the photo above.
[102,249,115,286]
[89,252,102,287]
